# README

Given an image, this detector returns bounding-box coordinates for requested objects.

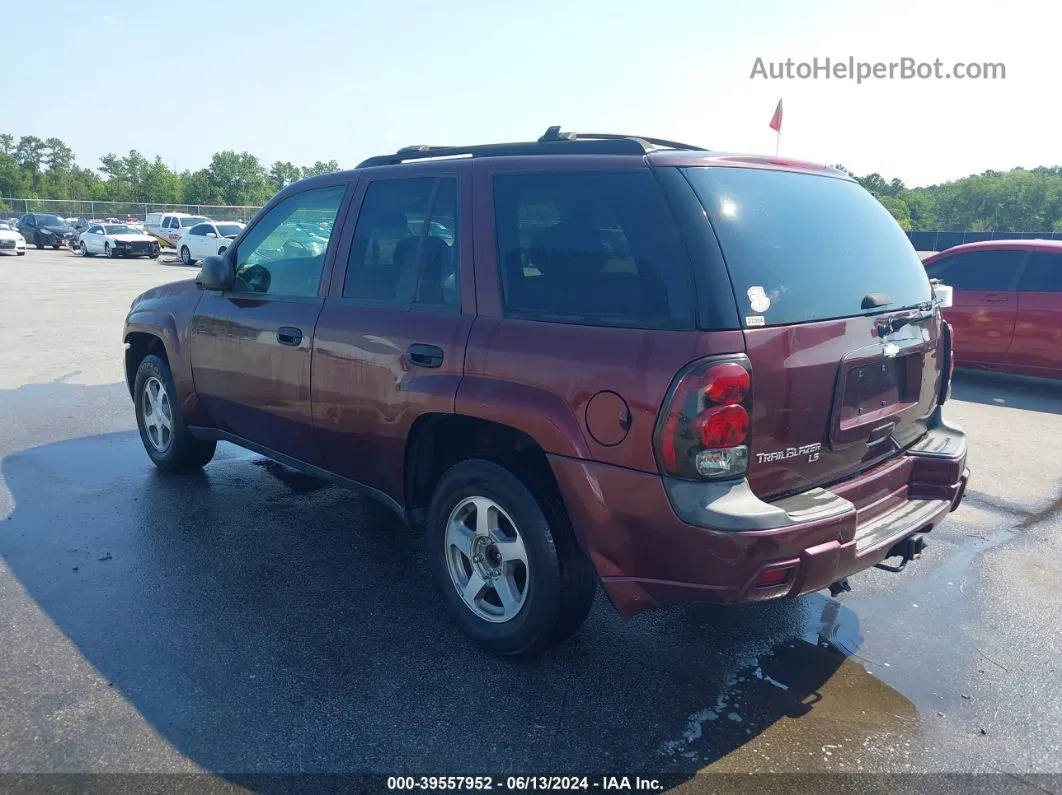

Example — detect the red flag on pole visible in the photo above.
[769,98,783,132]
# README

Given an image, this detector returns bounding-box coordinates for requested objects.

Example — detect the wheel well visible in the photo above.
[124,332,167,396]
[404,415,567,532]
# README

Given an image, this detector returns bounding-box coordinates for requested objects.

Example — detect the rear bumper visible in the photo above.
[550,407,968,618]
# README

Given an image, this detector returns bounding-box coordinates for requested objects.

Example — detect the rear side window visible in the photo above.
[926,250,1024,291]
[1017,251,1062,292]
[683,167,932,326]
[344,177,460,309]
[492,172,694,329]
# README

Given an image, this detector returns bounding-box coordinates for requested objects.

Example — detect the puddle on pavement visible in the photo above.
[657,598,920,773]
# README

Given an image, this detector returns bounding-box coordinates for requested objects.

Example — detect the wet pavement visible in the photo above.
[2,250,1061,791]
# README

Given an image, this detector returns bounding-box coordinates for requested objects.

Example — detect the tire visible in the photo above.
[35,235,45,249]
[16,251,25,256]
[52,243,61,250]
[218,246,227,255]
[426,459,596,658]
[180,246,193,266]
[80,242,94,257]
[105,242,115,258]
[133,354,216,473]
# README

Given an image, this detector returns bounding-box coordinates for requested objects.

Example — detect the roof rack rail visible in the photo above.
[356,127,706,168]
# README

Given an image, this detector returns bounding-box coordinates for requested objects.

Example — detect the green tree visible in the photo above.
[268,160,302,190]
[207,151,270,205]
[301,159,340,179]
[877,195,912,230]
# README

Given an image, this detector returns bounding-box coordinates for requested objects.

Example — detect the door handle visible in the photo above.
[277,326,303,346]
[407,343,444,368]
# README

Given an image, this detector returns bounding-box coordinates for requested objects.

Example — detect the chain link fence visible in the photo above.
[0,198,261,223]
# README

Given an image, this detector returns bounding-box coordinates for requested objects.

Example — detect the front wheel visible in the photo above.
[180,246,193,265]
[426,459,596,658]
[35,235,45,249]
[133,354,216,473]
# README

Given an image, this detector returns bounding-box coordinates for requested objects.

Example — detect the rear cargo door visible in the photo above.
[682,165,943,500]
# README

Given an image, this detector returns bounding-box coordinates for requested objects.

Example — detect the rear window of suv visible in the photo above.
[493,172,694,329]
[683,167,932,327]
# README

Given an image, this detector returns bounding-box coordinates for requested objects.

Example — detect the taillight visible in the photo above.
[655,356,753,481]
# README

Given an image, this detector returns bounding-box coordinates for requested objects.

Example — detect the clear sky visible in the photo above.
[2,0,1055,187]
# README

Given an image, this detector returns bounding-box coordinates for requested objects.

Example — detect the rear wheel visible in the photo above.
[133,354,216,473]
[426,459,596,657]
[80,241,94,257]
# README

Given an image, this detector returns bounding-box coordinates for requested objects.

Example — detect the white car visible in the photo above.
[177,221,245,265]
[78,223,161,259]
[0,222,27,256]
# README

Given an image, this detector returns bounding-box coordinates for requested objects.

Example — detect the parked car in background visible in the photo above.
[79,223,161,258]
[16,213,76,249]
[122,129,968,657]
[177,221,245,265]
[924,239,1062,379]
[143,212,211,248]
[71,217,106,241]
[0,221,27,255]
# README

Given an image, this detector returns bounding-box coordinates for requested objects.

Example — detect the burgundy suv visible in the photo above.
[123,129,969,657]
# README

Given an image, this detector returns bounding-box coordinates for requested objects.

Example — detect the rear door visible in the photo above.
[1009,249,1062,377]
[925,248,1025,365]
[681,165,942,500]
[312,166,474,502]
[463,161,738,477]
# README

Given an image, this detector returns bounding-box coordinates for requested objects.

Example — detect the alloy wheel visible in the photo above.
[141,376,174,453]
[444,496,530,623]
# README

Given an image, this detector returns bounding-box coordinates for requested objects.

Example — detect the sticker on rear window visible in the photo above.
[747,286,771,313]
[745,316,766,327]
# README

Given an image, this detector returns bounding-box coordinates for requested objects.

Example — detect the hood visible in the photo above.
[41,223,74,233]
[110,233,155,243]
[0,229,23,240]
[129,278,200,313]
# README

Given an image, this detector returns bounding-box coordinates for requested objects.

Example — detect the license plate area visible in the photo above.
[840,359,907,426]
[830,343,925,448]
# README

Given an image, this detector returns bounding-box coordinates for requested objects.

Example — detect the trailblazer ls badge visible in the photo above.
[756,442,822,464]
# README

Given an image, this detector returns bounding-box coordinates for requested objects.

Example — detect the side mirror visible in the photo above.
[206,232,217,238]
[196,255,234,291]
[930,280,953,309]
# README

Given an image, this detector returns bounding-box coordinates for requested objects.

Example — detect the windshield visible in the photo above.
[683,166,932,327]
[179,216,209,227]
[103,225,138,235]
[215,223,243,236]
[36,214,66,226]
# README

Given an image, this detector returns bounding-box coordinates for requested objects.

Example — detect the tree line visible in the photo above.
[2,132,1061,230]
[0,133,339,208]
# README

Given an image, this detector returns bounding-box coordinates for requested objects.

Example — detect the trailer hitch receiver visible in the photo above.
[875,533,928,573]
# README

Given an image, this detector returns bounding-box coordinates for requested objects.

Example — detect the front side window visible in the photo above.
[492,171,693,329]
[88,225,102,234]
[189,224,209,236]
[233,185,346,297]
[926,249,1024,291]
[343,177,460,309]
[1017,251,1062,292]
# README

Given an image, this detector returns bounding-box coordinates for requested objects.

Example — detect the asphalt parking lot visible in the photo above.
[1,248,1061,792]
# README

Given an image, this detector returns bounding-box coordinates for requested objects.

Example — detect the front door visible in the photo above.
[312,168,474,502]
[928,247,1025,365]
[188,182,351,466]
